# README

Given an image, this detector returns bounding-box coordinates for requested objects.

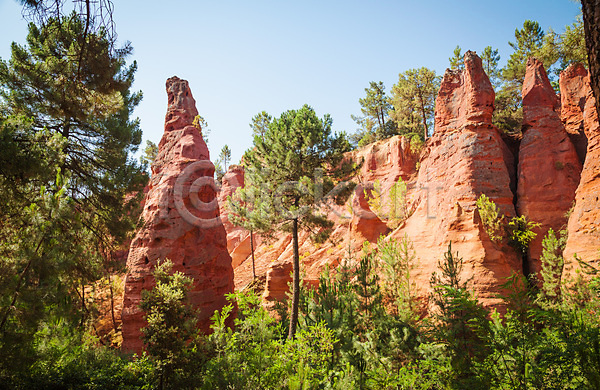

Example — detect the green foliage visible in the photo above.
[1,13,147,243]
[140,139,158,171]
[351,81,396,146]
[449,45,464,70]
[214,144,232,182]
[430,243,489,387]
[507,215,540,254]
[503,20,548,84]
[539,228,567,303]
[378,235,417,322]
[476,193,505,243]
[409,133,424,155]
[250,110,272,139]
[364,178,408,228]
[242,104,352,339]
[494,16,587,134]
[493,82,524,134]
[192,114,211,146]
[390,67,440,140]
[140,259,198,388]
[481,46,501,87]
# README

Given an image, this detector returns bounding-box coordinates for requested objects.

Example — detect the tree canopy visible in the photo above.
[240,104,352,339]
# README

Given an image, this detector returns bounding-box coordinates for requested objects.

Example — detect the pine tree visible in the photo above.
[242,104,351,339]
[0,13,146,244]
[430,243,487,383]
[250,111,272,139]
[219,144,231,171]
[503,20,548,84]
[390,68,440,140]
[481,46,501,87]
[140,140,158,171]
[0,10,144,367]
[351,81,395,146]
[449,45,464,70]
[228,181,275,280]
[539,228,566,303]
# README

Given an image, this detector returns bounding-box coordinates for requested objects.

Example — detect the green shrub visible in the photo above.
[507,215,540,254]
[476,194,505,243]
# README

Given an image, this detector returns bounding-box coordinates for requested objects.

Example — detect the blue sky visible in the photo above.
[0,0,582,165]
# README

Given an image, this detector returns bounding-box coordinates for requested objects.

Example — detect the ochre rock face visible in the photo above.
[560,63,590,163]
[390,51,520,307]
[214,53,598,310]
[517,58,582,275]
[435,51,495,133]
[121,77,234,353]
[563,65,600,278]
[218,165,253,268]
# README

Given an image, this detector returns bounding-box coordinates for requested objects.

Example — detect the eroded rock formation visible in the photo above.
[563,64,600,278]
[121,77,233,353]
[218,165,253,269]
[560,63,590,163]
[389,51,520,307]
[517,58,582,276]
[201,54,598,310]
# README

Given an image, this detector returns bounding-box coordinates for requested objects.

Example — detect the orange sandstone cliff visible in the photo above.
[121,77,233,353]
[388,51,521,307]
[119,56,600,339]
[562,64,600,278]
[517,58,582,276]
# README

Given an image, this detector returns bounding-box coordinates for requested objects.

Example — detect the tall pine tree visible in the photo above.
[242,104,351,339]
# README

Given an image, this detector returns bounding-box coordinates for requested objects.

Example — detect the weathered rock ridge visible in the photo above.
[517,58,582,276]
[121,77,233,353]
[562,64,600,278]
[223,53,599,308]
[389,51,520,306]
[119,55,600,326]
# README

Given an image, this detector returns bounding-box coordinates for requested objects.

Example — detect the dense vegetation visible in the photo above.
[0,0,598,389]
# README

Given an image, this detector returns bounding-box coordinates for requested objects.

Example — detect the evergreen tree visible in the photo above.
[503,20,548,84]
[228,182,275,281]
[430,243,488,384]
[481,46,501,87]
[219,144,231,172]
[250,111,272,140]
[449,45,464,70]
[0,13,145,244]
[0,9,144,371]
[140,140,158,171]
[378,235,417,322]
[495,20,549,134]
[390,67,440,140]
[242,104,351,339]
[351,81,395,146]
[539,228,566,303]
[582,0,600,118]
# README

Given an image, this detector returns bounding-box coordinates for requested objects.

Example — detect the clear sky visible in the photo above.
[0,0,582,165]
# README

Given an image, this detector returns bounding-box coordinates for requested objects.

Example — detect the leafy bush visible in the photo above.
[476,193,505,243]
[507,215,540,254]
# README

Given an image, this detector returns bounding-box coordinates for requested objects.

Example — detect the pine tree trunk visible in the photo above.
[582,0,600,118]
[250,230,256,280]
[418,89,429,139]
[288,216,300,340]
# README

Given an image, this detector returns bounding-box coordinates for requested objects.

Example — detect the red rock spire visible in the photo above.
[121,77,233,353]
